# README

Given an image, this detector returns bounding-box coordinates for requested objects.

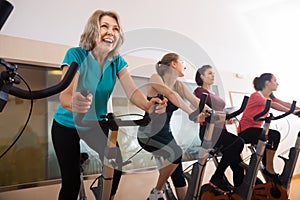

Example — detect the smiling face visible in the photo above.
[173,57,187,77]
[95,15,120,52]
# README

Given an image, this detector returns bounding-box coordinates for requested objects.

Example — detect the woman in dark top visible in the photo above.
[137,53,209,200]
[193,65,244,193]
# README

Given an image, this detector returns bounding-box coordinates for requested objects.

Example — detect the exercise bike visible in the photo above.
[75,90,179,200]
[161,94,249,200]
[201,99,296,200]
[250,112,300,200]
[278,131,300,195]
[183,95,249,200]
[85,93,208,200]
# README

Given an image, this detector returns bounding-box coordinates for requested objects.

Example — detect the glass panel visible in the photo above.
[0,63,61,187]
[110,76,201,172]
[111,98,201,172]
[0,62,202,189]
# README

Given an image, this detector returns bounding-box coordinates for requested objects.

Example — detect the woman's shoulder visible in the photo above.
[62,47,89,66]
[66,46,87,54]
[112,54,127,67]
[250,91,262,98]
[249,91,266,104]
[112,53,125,61]
[194,86,209,95]
[149,73,162,80]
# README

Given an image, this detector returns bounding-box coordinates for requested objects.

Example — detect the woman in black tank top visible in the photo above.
[137,53,209,200]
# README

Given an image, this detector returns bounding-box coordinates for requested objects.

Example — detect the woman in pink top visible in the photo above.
[238,73,300,184]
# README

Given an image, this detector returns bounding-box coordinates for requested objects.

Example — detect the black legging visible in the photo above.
[239,127,281,166]
[51,120,122,200]
[137,131,186,187]
[200,126,245,186]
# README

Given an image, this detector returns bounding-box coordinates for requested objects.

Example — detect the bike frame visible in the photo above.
[279,131,300,194]
[208,100,296,200]
[235,100,273,200]
[182,95,249,200]
[75,112,152,200]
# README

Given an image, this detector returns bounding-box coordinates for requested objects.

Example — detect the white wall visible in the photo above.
[2,0,300,98]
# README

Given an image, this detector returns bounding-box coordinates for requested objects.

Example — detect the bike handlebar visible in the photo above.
[253,99,271,121]
[189,93,208,121]
[253,99,296,121]
[202,95,248,123]
[273,100,296,120]
[74,90,165,128]
[7,62,79,99]
[75,112,151,128]
[226,95,249,119]
[73,89,89,125]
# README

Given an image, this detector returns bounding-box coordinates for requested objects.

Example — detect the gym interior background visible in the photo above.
[1,0,300,199]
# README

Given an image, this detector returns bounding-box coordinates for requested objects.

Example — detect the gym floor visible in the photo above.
[0,160,299,200]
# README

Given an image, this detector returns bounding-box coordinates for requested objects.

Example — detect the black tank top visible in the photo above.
[144,96,178,135]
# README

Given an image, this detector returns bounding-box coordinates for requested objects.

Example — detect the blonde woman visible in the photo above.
[51,10,167,200]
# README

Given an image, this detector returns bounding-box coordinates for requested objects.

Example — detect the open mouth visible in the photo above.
[103,38,113,44]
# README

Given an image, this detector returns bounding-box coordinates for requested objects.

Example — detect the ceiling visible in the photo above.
[1,0,300,77]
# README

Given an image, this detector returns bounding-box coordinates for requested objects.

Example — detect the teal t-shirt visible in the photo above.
[54,47,127,128]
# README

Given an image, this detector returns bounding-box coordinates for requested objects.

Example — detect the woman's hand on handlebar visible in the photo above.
[147,96,168,114]
[201,110,226,123]
[72,91,93,113]
[293,109,300,117]
[196,112,206,123]
[226,118,237,125]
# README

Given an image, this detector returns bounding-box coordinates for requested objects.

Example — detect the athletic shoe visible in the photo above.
[147,188,164,200]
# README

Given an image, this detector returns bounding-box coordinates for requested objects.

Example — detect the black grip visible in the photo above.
[150,93,164,119]
[0,0,14,31]
[253,99,272,121]
[8,62,79,99]
[156,93,164,101]
[189,93,208,121]
[226,96,249,119]
[80,89,89,97]
[153,93,164,109]
[74,89,90,126]
[0,58,15,70]
[273,100,296,120]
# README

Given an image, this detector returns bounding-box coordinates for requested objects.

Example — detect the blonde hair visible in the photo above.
[79,10,124,56]
[156,53,179,77]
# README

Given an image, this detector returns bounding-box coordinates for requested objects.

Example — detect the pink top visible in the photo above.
[237,91,280,133]
[193,87,226,129]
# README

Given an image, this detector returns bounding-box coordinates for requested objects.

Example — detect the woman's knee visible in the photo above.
[171,164,186,187]
[234,137,245,153]
[268,129,281,150]
[169,144,183,164]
